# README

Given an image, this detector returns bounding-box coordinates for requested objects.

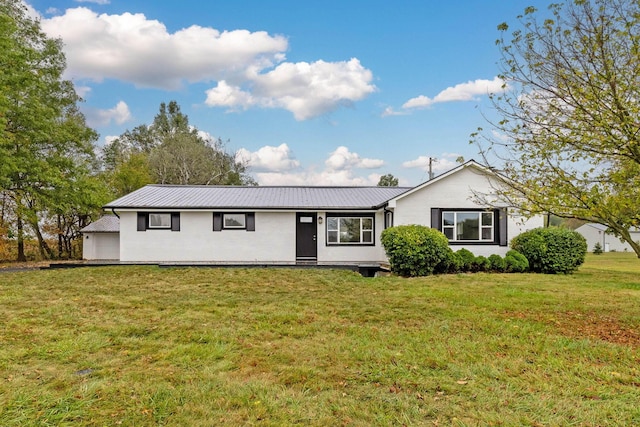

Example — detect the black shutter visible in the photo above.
[171,213,180,231]
[431,208,442,230]
[498,208,508,246]
[246,213,255,231]
[137,213,147,231]
[213,213,222,231]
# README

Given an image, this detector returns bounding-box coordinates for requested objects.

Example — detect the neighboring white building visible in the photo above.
[80,215,120,260]
[575,223,639,253]
[86,160,544,265]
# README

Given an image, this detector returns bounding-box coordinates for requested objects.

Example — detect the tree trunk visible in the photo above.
[57,214,63,258]
[16,215,26,262]
[31,219,54,259]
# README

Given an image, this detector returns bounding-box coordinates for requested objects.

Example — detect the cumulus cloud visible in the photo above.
[103,135,119,145]
[255,170,381,186]
[41,8,288,90]
[402,77,507,109]
[402,152,463,175]
[84,101,132,127]
[39,7,375,120]
[237,145,384,185]
[325,146,384,171]
[236,144,300,172]
[206,58,376,120]
[380,106,408,117]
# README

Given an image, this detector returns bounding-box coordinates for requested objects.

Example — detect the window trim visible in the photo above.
[223,213,247,229]
[137,212,180,232]
[431,208,507,246]
[213,212,255,232]
[325,213,375,246]
[148,213,172,229]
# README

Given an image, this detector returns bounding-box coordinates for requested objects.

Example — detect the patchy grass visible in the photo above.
[0,256,639,426]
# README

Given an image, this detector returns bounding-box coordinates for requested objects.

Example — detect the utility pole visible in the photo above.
[428,157,435,180]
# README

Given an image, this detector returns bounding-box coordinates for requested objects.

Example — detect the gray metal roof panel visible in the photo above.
[104,185,411,210]
[80,215,120,233]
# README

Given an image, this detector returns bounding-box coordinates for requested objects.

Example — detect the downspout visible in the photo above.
[111,208,120,219]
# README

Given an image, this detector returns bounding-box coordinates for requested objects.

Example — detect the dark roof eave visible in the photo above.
[105,205,386,211]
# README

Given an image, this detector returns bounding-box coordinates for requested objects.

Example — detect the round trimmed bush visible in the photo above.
[510,227,587,274]
[455,248,476,272]
[381,225,453,277]
[487,254,506,272]
[447,251,464,273]
[505,249,529,272]
[471,255,490,272]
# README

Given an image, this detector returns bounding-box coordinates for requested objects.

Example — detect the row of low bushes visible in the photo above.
[380,225,586,277]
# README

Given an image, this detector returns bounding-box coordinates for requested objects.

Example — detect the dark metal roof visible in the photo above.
[104,185,411,210]
[80,215,120,233]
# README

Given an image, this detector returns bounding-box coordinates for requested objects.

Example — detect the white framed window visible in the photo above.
[442,211,494,242]
[148,213,171,229]
[326,215,374,245]
[223,213,246,229]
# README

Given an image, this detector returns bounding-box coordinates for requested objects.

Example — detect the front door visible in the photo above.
[296,213,317,261]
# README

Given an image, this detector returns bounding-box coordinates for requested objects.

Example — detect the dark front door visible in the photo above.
[296,213,317,260]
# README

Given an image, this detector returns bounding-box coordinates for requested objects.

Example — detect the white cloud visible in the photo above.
[41,8,288,90]
[45,7,60,15]
[402,153,463,174]
[40,8,375,120]
[103,135,119,145]
[255,170,381,186]
[403,77,507,109]
[206,58,376,120]
[236,144,300,172]
[380,106,408,117]
[325,146,384,171]
[74,0,109,4]
[241,145,384,185]
[75,85,92,98]
[84,101,132,127]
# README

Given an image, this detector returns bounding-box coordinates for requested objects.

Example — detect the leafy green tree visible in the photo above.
[377,174,399,187]
[104,101,255,192]
[474,0,640,257]
[0,0,106,260]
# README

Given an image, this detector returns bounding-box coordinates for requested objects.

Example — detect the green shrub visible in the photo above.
[487,254,506,272]
[592,242,603,255]
[455,248,476,272]
[447,251,464,273]
[504,249,529,273]
[510,227,587,274]
[472,255,491,272]
[380,225,453,277]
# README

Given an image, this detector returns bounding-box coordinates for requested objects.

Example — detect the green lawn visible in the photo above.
[1,253,639,426]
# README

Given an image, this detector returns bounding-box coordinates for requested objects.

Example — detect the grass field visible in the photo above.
[1,253,639,426]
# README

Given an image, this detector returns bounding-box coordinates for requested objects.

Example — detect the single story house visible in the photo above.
[575,223,640,252]
[82,160,544,266]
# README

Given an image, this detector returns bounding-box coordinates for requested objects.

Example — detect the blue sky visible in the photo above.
[26,0,546,186]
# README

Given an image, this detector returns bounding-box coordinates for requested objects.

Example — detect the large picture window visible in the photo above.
[327,215,374,245]
[442,211,494,242]
[432,208,507,246]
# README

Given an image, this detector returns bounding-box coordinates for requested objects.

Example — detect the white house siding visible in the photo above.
[83,233,120,260]
[575,223,638,252]
[119,211,296,263]
[391,166,543,256]
[316,210,388,264]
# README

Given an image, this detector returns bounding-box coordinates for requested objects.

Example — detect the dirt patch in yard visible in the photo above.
[506,310,640,348]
